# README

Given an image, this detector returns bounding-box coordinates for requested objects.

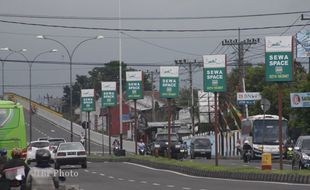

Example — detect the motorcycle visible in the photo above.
[179,147,188,160]
[3,166,25,190]
[286,147,293,160]
[113,145,120,156]
[243,150,252,163]
[138,146,145,155]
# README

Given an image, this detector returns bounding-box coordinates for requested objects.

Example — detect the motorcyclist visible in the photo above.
[2,148,30,190]
[80,132,86,146]
[180,141,188,160]
[242,140,252,162]
[137,139,145,155]
[26,149,60,190]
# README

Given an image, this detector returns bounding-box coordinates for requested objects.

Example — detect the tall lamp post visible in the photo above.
[36,35,104,142]
[0,48,27,99]
[0,48,57,142]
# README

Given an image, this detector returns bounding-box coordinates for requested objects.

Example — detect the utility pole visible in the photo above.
[222,33,260,118]
[175,59,197,135]
[146,70,159,122]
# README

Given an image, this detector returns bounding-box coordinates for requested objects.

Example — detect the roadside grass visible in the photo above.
[88,153,310,176]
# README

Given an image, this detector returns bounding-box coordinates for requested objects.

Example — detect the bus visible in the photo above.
[0,100,27,157]
[240,114,288,158]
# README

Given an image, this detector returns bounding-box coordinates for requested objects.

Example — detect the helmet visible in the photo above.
[244,140,249,144]
[35,149,51,164]
[0,148,7,156]
[11,148,22,159]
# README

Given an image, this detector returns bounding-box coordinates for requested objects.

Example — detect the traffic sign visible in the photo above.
[237,92,261,105]
[260,98,271,112]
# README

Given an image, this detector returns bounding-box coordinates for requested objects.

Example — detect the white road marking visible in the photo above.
[100,173,105,176]
[84,170,89,173]
[152,183,160,186]
[128,179,135,182]
[123,162,310,187]
[51,130,55,133]
[108,176,114,179]
[200,189,208,190]
[182,187,191,190]
[92,172,97,174]
[140,181,147,184]
[118,178,124,181]
[167,185,175,188]
[87,161,92,164]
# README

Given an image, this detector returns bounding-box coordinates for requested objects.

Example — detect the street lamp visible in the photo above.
[0,48,27,99]
[1,48,58,142]
[36,35,104,142]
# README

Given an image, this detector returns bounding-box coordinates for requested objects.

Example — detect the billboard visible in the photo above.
[290,92,310,108]
[265,36,293,82]
[81,89,95,112]
[159,66,179,98]
[296,29,310,58]
[101,82,117,107]
[203,54,226,92]
[126,71,143,100]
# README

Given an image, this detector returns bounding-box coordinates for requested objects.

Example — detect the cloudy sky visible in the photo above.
[0,0,309,100]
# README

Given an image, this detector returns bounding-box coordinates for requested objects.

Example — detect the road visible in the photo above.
[62,161,309,190]
[25,111,107,153]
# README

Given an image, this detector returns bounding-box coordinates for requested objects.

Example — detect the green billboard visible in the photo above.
[126,71,143,100]
[101,82,117,107]
[203,55,226,92]
[81,89,95,112]
[265,36,293,82]
[160,66,179,99]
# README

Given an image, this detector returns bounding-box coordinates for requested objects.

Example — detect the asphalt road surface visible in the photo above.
[24,111,106,153]
[62,161,310,190]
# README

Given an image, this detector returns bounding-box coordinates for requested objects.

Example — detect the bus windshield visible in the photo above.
[253,120,287,145]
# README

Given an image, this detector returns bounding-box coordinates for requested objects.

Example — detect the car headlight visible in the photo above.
[175,144,181,148]
[154,144,160,148]
[302,153,310,160]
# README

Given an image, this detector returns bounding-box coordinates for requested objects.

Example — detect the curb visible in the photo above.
[88,157,310,184]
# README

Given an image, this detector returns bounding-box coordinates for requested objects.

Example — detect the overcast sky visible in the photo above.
[0,0,309,100]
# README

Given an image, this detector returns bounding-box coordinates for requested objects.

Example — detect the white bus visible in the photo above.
[240,114,288,158]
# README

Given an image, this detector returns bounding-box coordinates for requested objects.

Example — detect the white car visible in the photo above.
[26,140,53,164]
[54,142,87,169]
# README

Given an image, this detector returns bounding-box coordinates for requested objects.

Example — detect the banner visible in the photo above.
[159,66,179,98]
[203,54,226,92]
[81,89,95,112]
[101,82,117,107]
[290,92,310,108]
[126,71,143,100]
[265,36,293,82]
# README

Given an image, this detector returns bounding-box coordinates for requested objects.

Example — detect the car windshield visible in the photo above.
[156,134,178,142]
[58,143,84,151]
[49,139,65,146]
[31,141,49,148]
[302,139,310,150]
[253,120,287,145]
[193,139,211,148]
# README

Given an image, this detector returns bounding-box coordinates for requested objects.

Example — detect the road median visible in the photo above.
[87,155,310,184]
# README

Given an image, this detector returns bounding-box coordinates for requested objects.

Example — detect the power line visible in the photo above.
[1,19,310,32]
[121,32,201,56]
[0,10,309,20]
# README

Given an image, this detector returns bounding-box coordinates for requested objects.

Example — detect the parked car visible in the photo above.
[26,140,53,164]
[292,135,310,170]
[190,136,212,159]
[54,142,87,169]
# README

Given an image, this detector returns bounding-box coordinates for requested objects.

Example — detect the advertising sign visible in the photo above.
[159,66,179,98]
[203,54,226,92]
[237,92,261,105]
[290,92,310,108]
[296,29,310,58]
[101,82,117,107]
[126,71,143,100]
[81,89,95,112]
[265,36,293,82]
